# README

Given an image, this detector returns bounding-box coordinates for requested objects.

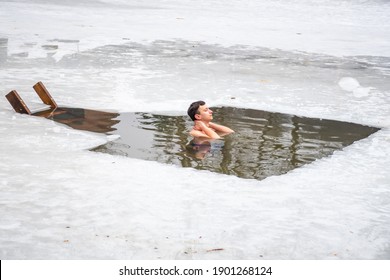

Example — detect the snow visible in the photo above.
[0,0,390,259]
[338,77,375,98]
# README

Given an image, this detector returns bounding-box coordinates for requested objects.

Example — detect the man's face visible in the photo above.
[196,104,213,122]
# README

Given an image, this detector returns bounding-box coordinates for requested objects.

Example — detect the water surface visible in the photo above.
[48,106,379,180]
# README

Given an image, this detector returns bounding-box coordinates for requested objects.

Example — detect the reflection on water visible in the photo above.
[35,107,120,133]
[73,107,377,180]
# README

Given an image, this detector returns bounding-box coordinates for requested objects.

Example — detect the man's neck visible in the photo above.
[196,120,211,127]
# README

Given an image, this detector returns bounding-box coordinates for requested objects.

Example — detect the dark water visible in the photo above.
[47,106,379,180]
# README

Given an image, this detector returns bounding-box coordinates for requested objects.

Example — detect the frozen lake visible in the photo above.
[0,0,390,259]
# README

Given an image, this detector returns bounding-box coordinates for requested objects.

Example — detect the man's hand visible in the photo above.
[193,120,220,139]
[194,120,208,131]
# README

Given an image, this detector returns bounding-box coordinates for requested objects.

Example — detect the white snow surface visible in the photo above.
[0,0,390,259]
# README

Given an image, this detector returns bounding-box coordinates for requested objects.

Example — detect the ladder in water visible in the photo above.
[5,81,58,116]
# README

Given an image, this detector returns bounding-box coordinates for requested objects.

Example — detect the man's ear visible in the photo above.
[195,114,201,120]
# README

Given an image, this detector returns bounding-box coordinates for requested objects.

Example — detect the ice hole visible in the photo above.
[47,106,379,180]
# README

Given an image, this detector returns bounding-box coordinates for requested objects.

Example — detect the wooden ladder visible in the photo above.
[5,81,58,115]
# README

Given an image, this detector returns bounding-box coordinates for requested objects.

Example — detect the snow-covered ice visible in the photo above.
[0,0,390,259]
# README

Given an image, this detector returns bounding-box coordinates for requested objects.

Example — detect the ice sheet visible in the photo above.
[0,0,390,259]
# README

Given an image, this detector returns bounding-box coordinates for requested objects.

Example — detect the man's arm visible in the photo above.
[193,121,221,139]
[209,122,234,134]
[190,129,211,138]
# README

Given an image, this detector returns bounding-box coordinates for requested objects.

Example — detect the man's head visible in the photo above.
[187,101,213,122]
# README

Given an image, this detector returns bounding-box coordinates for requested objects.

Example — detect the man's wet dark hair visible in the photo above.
[187,100,205,121]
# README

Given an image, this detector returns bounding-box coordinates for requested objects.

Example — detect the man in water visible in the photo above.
[187,100,234,139]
